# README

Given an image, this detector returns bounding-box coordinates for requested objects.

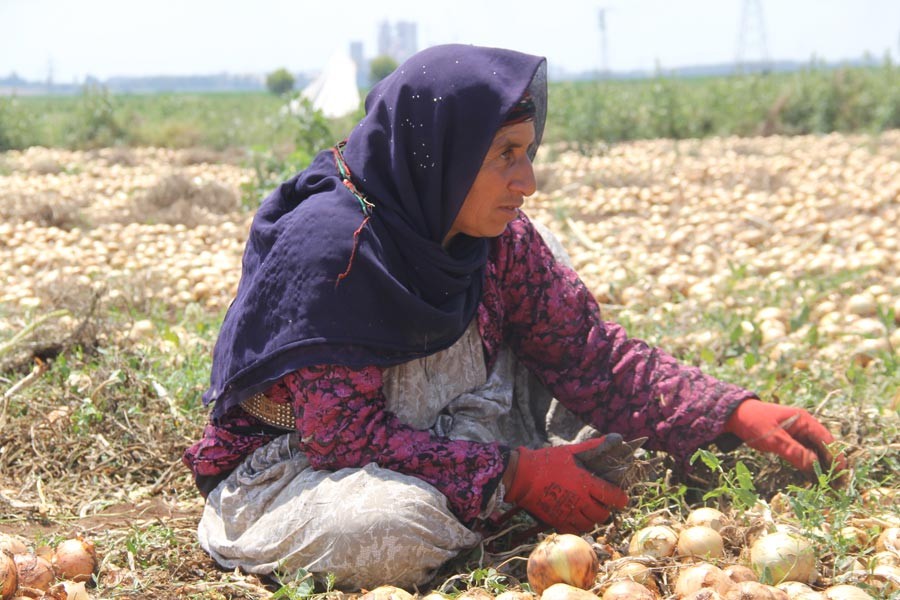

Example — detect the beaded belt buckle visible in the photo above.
[241,392,296,430]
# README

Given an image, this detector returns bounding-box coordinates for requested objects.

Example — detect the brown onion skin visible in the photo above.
[675,563,734,598]
[526,534,599,596]
[13,553,54,591]
[723,565,758,584]
[725,581,789,600]
[51,538,97,582]
[0,550,17,600]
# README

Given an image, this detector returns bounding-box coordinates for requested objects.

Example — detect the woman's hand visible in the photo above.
[504,438,629,534]
[724,399,847,477]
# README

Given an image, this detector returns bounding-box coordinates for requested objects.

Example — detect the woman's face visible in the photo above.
[443,121,537,247]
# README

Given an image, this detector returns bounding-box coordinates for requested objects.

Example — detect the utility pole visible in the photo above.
[598,6,610,78]
[46,59,55,92]
[736,0,771,73]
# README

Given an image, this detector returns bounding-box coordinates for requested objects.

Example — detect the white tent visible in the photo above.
[300,51,361,118]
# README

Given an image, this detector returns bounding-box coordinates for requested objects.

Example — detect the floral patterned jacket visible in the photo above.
[183,213,755,522]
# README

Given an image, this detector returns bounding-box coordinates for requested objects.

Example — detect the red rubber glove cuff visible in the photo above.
[505,438,628,534]
[724,399,846,476]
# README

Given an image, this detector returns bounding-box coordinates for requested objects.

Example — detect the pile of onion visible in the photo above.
[0,535,99,600]
[526,534,599,596]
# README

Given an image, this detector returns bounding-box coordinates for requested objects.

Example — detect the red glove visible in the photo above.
[504,438,629,534]
[724,399,847,476]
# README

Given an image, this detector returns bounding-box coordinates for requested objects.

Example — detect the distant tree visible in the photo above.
[369,55,398,86]
[266,68,295,96]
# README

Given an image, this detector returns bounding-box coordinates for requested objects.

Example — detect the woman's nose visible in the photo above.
[510,158,536,196]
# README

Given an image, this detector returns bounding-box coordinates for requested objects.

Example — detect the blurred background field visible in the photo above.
[3,63,900,152]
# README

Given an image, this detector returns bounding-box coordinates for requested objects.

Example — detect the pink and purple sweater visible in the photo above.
[183,214,755,522]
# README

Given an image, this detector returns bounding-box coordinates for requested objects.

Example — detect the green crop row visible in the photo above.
[1,61,898,154]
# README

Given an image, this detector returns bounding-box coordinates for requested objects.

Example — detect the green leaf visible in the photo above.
[743,352,759,369]
[691,449,721,471]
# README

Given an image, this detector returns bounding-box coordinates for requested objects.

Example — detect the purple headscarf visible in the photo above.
[205,44,547,418]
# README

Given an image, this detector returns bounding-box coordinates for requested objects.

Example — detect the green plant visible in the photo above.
[369,55,398,86]
[0,96,38,150]
[68,84,129,148]
[241,96,335,209]
[691,449,760,511]
[271,567,318,599]
[267,68,296,96]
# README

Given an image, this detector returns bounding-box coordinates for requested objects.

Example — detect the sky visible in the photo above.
[1,0,899,83]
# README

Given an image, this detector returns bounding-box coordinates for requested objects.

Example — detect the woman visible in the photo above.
[183,44,842,590]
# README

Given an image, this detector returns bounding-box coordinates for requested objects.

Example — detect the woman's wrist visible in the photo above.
[502,449,519,489]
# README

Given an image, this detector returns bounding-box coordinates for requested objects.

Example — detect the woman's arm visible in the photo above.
[276,364,509,523]
[486,214,755,465]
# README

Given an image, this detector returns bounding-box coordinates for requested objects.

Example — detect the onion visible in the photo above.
[872,551,899,567]
[52,538,97,583]
[867,564,900,594]
[41,580,90,600]
[628,526,678,559]
[875,527,900,553]
[687,508,728,532]
[456,588,493,600]
[526,534,598,596]
[678,527,726,560]
[724,581,789,600]
[792,593,826,600]
[14,553,54,591]
[821,585,873,600]
[675,563,734,597]
[776,581,815,599]
[494,592,536,600]
[749,532,816,584]
[0,535,27,557]
[540,583,600,600]
[359,586,414,600]
[607,560,659,594]
[682,591,724,600]
[0,551,17,600]
[600,579,657,600]
[723,565,757,584]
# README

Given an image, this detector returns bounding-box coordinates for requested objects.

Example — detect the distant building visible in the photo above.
[377,21,418,64]
[349,40,368,88]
